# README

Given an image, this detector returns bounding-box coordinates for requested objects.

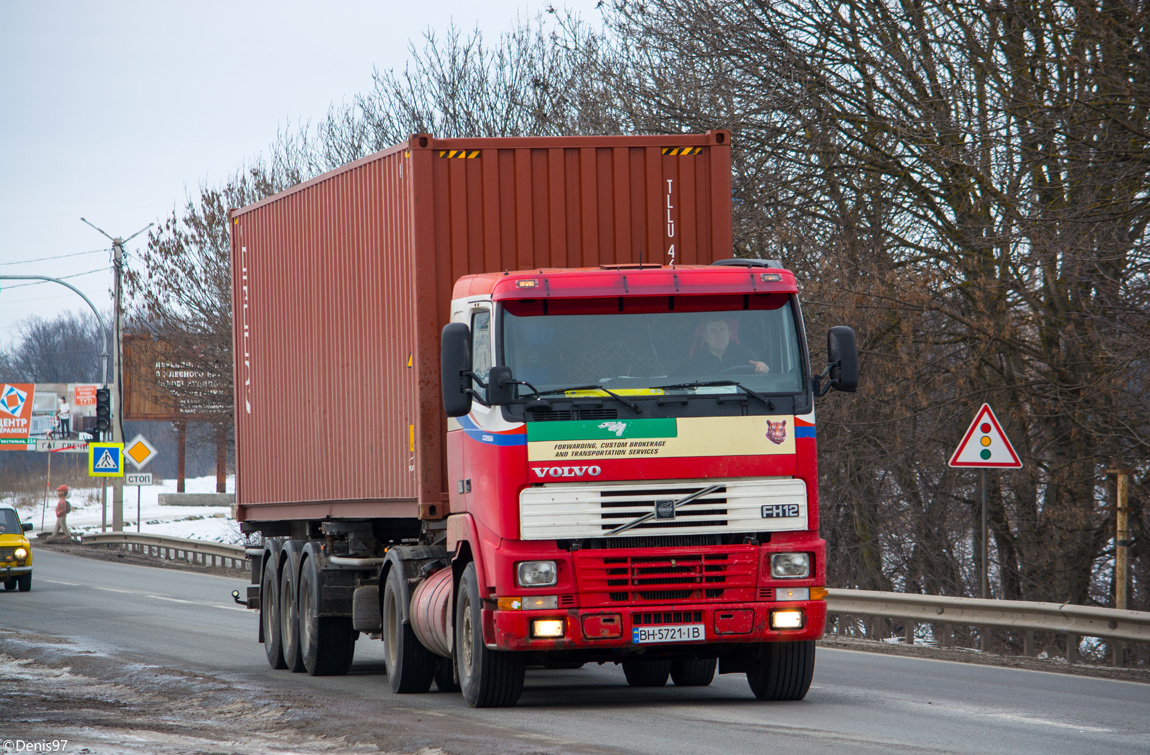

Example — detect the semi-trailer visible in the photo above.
[230,131,858,707]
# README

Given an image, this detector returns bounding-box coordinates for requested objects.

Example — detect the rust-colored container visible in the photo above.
[229,131,733,523]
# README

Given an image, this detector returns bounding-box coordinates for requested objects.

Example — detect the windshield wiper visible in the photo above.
[652,380,775,411]
[527,384,642,413]
[605,484,724,536]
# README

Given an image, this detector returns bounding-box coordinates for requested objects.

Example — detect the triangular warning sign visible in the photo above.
[949,404,1022,468]
[94,449,118,469]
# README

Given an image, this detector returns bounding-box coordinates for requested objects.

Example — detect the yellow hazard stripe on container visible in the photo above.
[662,146,702,156]
[439,150,481,159]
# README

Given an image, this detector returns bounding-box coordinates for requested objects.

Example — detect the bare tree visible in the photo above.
[595,0,1150,615]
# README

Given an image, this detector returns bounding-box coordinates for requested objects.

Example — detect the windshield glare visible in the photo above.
[501,300,805,397]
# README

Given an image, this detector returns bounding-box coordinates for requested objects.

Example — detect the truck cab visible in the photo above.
[437,260,857,704]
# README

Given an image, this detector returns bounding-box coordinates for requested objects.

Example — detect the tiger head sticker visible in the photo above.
[765,419,787,445]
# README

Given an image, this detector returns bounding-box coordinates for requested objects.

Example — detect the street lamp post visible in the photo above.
[82,218,152,532]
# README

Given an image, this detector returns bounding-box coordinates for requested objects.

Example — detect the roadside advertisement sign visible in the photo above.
[74,384,98,405]
[0,382,35,448]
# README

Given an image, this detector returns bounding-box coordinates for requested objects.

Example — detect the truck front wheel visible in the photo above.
[382,567,435,693]
[746,640,815,701]
[456,562,525,707]
[261,557,286,669]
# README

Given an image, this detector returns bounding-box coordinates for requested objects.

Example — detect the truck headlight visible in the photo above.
[14,548,27,560]
[771,553,810,579]
[517,560,558,587]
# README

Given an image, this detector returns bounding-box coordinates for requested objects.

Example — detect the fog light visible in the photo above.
[517,560,558,587]
[531,618,566,638]
[770,609,805,630]
[771,552,810,579]
[775,587,809,602]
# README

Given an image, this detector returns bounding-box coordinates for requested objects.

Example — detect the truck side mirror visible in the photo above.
[486,366,515,406]
[827,326,859,393]
[22,522,32,532]
[441,322,473,417]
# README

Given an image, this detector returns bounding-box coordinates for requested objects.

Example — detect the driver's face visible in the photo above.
[703,320,730,354]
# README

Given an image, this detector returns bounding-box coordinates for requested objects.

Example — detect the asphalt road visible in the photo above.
[2,549,1147,754]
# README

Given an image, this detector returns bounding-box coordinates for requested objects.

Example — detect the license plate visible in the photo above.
[632,624,706,644]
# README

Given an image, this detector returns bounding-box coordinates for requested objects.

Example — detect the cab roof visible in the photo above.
[452,262,797,301]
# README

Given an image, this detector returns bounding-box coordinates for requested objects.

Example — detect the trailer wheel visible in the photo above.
[261,557,287,669]
[382,567,435,693]
[622,659,671,687]
[746,640,815,701]
[279,559,305,672]
[670,658,716,686]
[434,656,460,692]
[300,556,356,676]
[456,562,525,707]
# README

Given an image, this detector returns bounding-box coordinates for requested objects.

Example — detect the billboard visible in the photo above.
[0,382,101,450]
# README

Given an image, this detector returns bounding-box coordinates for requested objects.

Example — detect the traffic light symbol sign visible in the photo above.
[948,404,1022,469]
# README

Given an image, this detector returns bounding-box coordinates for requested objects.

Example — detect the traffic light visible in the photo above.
[94,387,111,440]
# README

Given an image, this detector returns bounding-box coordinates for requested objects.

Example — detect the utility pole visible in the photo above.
[82,218,152,532]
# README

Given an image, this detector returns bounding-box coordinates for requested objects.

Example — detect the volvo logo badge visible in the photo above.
[654,500,675,520]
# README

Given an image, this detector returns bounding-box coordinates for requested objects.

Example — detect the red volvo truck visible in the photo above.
[230,131,858,707]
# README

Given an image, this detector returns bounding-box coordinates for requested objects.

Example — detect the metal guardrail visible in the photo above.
[79,532,247,571]
[826,588,1150,644]
[71,533,1149,662]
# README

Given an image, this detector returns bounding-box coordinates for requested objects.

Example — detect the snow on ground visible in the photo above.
[5,476,243,545]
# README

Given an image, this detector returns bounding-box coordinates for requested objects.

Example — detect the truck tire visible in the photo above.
[456,562,525,707]
[300,556,356,676]
[670,657,716,686]
[279,558,305,672]
[3,578,15,590]
[746,640,815,701]
[434,657,460,692]
[16,573,31,592]
[261,557,287,669]
[622,659,671,687]
[382,567,435,693]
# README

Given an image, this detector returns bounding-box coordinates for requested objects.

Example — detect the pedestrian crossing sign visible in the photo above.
[88,442,125,477]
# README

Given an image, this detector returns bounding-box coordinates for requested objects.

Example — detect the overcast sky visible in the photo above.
[0,0,600,353]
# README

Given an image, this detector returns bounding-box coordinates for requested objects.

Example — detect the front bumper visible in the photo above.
[489,598,826,652]
[1,563,32,578]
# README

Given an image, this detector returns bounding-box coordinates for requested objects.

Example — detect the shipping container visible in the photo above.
[229,131,733,523]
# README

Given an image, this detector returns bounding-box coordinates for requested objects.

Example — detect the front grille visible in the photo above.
[0,547,18,560]
[579,409,620,420]
[585,535,721,549]
[576,547,758,606]
[520,478,808,541]
[528,409,574,422]
[525,408,619,422]
[634,610,703,626]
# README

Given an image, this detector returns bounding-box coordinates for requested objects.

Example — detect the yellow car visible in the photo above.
[0,504,33,591]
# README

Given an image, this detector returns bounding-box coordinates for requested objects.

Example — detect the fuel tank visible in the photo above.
[409,565,453,658]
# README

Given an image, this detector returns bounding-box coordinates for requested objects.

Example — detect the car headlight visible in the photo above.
[771,552,810,579]
[14,548,27,560]
[516,560,558,587]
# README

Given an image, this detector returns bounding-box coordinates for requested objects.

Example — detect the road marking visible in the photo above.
[92,586,136,594]
[151,595,199,604]
[40,579,81,586]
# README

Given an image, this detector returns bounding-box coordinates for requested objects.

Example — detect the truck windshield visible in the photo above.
[500,297,805,398]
